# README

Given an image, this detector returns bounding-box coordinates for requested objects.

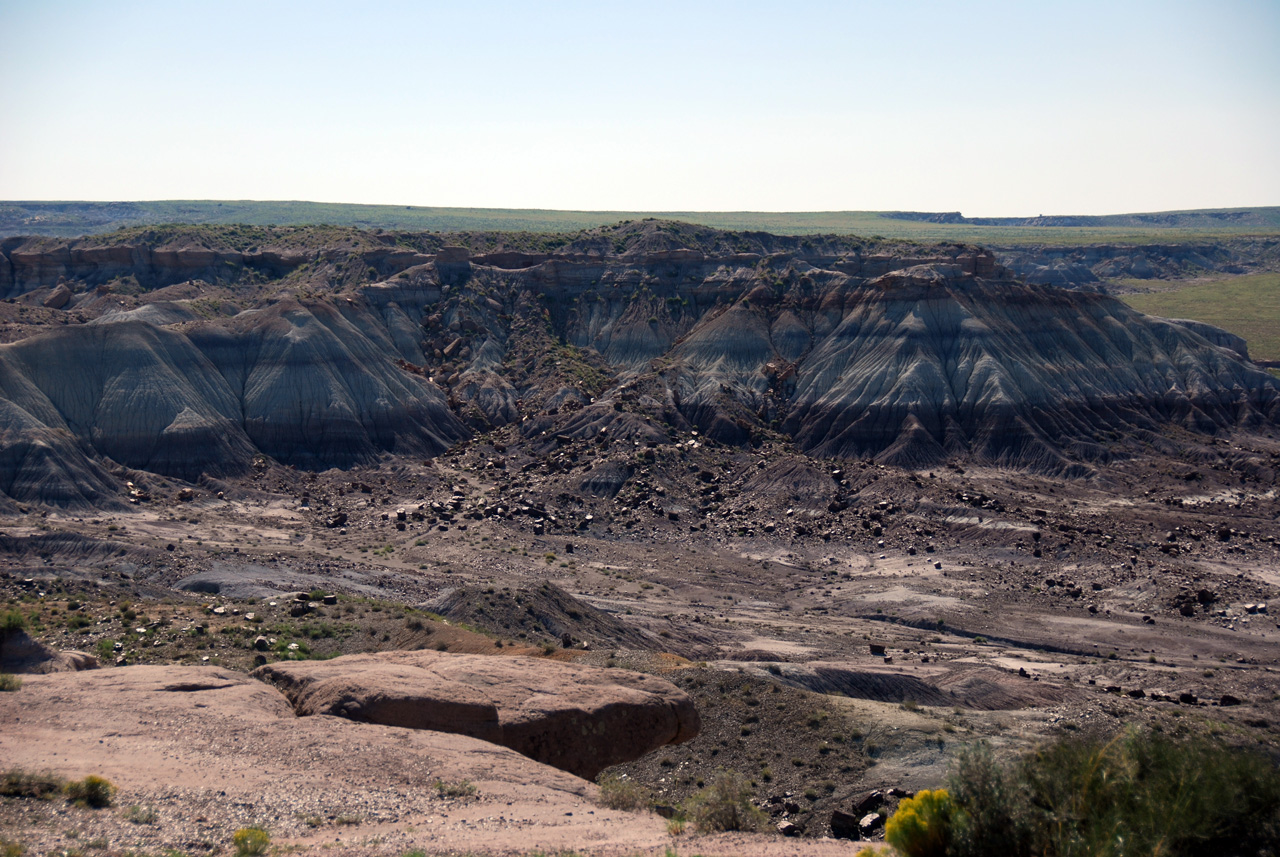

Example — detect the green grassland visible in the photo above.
[3,200,1279,245]
[1120,272,1280,362]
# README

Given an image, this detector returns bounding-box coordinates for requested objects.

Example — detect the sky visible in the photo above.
[1,0,1277,216]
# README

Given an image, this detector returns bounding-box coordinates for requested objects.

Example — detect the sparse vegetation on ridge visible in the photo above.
[4,200,1279,244]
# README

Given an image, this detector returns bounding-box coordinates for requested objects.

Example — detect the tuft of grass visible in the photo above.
[64,775,116,808]
[682,770,769,833]
[433,779,476,798]
[124,805,158,825]
[0,674,20,692]
[1,769,65,800]
[597,773,650,812]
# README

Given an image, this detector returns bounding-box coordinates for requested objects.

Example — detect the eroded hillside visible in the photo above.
[0,221,1275,509]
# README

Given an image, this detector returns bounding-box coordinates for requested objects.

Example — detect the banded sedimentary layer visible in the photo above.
[0,221,1274,506]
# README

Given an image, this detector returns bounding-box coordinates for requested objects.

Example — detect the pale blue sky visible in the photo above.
[2,0,1277,215]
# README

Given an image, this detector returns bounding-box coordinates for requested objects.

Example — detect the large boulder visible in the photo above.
[253,650,700,779]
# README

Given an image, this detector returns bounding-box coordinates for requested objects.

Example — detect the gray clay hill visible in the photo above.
[0,220,1275,506]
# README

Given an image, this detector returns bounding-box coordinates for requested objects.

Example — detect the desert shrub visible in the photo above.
[944,743,1033,857]
[886,788,953,857]
[1,610,25,633]
[683,770,769,833]
[1,769,65,799]
[1,838,26,857]
[63,775,116,808]
[65,614,92,631]
[597,772,650,811]
[232,826,270,856]
[433,779,476,798]
[946,730,1280,857]
[0,674,20,692]
[123,804,158,824]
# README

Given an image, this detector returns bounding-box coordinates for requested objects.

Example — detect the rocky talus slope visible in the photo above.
[0,221,1275,506]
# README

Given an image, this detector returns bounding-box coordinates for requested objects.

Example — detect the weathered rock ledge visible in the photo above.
[254,650,700,779]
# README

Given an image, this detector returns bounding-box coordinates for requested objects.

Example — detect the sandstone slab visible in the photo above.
[253,650,700,779]
[0,665,681,856]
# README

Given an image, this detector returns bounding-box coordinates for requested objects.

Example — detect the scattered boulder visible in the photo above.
[42,284,72,309]
[252,650,700,779]
[829,809,860,839]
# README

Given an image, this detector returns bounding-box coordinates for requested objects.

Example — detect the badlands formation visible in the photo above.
[1,220,1279,854]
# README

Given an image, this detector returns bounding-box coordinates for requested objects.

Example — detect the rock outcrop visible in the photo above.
[2,666,661,855]
[253,650,700,779]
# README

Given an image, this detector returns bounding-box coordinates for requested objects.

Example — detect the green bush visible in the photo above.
[946,730,1280,857]
[232,826,270,856]
[1,610,25,633]
[597,772,650,811]
[0,674,20,692]
[886,788,953,857]
[683,770,769,833]
[64,775,116,808]
[944,743,1032,857]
